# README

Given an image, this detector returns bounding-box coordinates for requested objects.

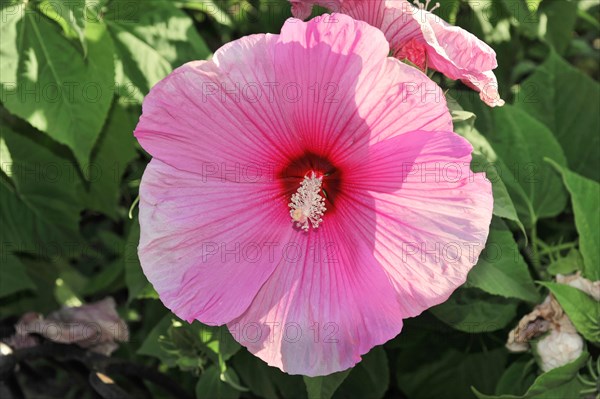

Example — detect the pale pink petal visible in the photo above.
[348,130,493,317]
[421,14,505,107]
[424,14,498,75]
[289,0,505,107]
[272,13,390,160]
[229,129,492,376]
[290,0,318,19]
[228,209,405,376]
[381,3,432,67]
[273,14,451,163]
[139,159,293,324]
[342,0,386,24]
[382,2,505,107]
[358,57,452,144]
[460,70,505,108]
[135,14,494,377]
[134,34,297,174]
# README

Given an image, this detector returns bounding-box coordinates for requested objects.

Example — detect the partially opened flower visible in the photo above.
[135,15,493,376]
[289,0,505,107]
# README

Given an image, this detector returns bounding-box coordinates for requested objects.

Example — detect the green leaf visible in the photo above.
[473,351,589,399]
[0,256,60,318]
[547,249,583,276]
[397,345,507,399]
[333,347,388,399]
[196,365,240,399]
[430,288,518,333]
[539,282,600,344]
[475,153,525,231]
[448,98,524,232]
[137,313,175,365]
[82,258,124,296]
[219,367,248,393]
[124,217,157,301]
[0,4,115,167]
[487,105,568,227]
[232,349,306,399]
[194,323,241,365]
[466,0,513,44]
[499,0,540,39]
[0,126,83,253]
[304,370,351,399]
[138,312,241,384]
[493,357,537,397]
[0,252,35,298]
[547,160,600,280]
[78,103,138,218]
[434,0,461,24]
[175,0,234,27]
[105,0,211,104]
[466,218,539,303]
[37,0,87,55]
[517,51,600,181]
[538,0,578,55]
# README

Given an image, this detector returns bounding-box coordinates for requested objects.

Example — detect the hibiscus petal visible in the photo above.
[421,14,505,107]
[348,130,494,317]
[290,0,316,19]
[384,2,504,107]
[359,57,452,143]
[273,14,451,163]
[459,70,506,108]
[139,158,293,324]
[289,0,504,107]
[272,13,390,160]
[382,2,505,107]
[228,205,405,376]
[135,13,494,378]
[134,34,297,174]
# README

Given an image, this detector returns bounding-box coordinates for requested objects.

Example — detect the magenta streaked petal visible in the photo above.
[227,130,492,376]
[288,0,505,107]
[351,130,494,317]
[272,13,390,161]
[290,0,318,19]
[362,57,453,143]
[134,34,294,174]
[135,14,494,376]
[139,158,291,325]
[228,211,405,376]
[274,14,452,162]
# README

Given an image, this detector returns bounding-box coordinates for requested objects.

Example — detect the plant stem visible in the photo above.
[526,222,548,280]
[538,242,577,255]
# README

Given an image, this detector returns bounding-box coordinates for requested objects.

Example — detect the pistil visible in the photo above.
[288,172,327,232]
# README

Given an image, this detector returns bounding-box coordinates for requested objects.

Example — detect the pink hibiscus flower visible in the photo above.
[134,15,493,376]
[289,0,505,107]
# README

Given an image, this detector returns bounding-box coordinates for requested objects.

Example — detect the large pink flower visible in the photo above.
[134,15,493,376]
[290,0,505,107]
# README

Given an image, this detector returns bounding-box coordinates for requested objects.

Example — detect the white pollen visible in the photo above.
[288,172,327,232]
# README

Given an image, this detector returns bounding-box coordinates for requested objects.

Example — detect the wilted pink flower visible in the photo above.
[135,15,493,376]
[3,298,128,356]
[290,0,505,107]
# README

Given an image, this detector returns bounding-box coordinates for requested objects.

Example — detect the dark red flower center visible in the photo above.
[278,151,344,214]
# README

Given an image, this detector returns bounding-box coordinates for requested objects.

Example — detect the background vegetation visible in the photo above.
[0,0,598,398]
